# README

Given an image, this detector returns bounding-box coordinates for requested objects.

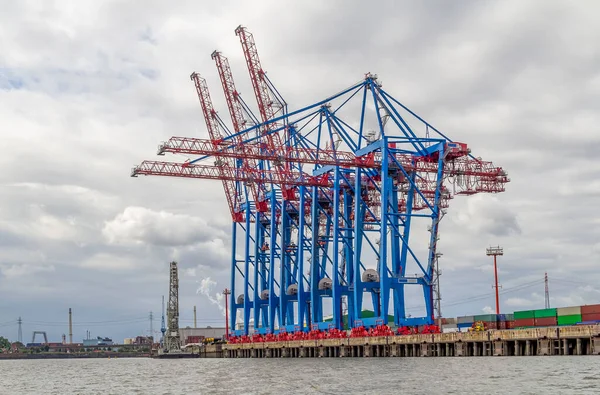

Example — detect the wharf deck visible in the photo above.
[219,325,600,358]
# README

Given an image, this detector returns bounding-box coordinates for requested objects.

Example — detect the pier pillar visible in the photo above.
[493,341,504,356]
[454,342,465,357]
[538,339,550,356]
[592,338,600,355]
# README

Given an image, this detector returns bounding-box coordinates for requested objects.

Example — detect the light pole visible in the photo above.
[486,246,504,314]
[223,288,231,340]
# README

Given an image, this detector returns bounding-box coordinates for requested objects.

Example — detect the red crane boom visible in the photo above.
[190,72,244,222]
[235,25,292,186]
[132,160,331,188]
[158,136,509,194]
[211,50,267,212]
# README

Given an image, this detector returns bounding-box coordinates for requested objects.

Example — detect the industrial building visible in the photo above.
[82,337,113,347]
[180,327,226,344]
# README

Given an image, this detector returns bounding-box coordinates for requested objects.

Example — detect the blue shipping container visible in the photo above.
[457,322,474,329]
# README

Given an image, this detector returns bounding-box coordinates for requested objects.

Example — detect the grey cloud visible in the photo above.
[1,0,600,341]
[102,206,228,247]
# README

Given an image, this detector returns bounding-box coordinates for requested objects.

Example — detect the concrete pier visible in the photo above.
[221,325,600,358]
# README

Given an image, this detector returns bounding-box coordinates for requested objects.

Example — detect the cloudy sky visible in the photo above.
[1,0,600,342]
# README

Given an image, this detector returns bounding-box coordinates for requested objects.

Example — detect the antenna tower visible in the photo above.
[149,311,154,340]
[160,295,166,341]
[68,308,73,344]
[544,272,550,309]
[17,317,22,344]
[486,246,504,314]
[164,261,181,352]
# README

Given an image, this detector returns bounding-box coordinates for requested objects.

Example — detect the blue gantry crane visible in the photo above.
[132,27,509,338]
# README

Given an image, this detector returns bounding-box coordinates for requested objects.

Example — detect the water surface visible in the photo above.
[1,356,599,394]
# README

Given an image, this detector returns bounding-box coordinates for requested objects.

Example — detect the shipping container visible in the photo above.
[474,314,497,322]
[485,321,499,330]
[578,320,600,325]
[457,315,475,324]
[498,321,507,330]
[442,327,459,333]
[186,335,205,344]
[557,306,581,316]
[514,310,535,319]
[533,308,557,318]
[457,322,474,329]
[581,312,600,322]
[581,304,600,315]
[514,318,535,327]
[505,314,514,321]
[442,323,458,329]
[534,316,557,327]
[506,320,515,329]
[445,317,457,325]
[557,314,582,326]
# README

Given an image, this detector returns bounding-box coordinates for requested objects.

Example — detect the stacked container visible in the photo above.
[457,315,474,331]
[474,314,499,329]
[440,317,458,333]
[496,314,514,329]
[534,308,557,327]
[557,306,582,325]
[581,304,600,323]
[513,310,535,328]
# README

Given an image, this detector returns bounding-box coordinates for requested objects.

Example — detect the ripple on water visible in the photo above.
[0,356,599,394]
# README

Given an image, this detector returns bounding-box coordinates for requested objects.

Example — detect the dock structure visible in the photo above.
[215,325,600,358]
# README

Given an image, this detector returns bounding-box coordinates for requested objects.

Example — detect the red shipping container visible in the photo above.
[535,316,557,327]
[581,312,600,322]
[485,321,498,330]
[581,304,600,315]
[514,318,535,327]
[506,321,515,329]
[497,321,507,330]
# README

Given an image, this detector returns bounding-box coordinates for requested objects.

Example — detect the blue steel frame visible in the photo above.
[201,74,485,335]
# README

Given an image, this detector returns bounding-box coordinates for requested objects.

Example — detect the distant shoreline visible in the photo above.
[0,352,150,360]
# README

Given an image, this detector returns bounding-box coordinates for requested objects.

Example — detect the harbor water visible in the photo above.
[1,356,599,394]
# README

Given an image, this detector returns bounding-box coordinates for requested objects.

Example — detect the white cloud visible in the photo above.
[452,195,520,237]
[1,0,600,341]
[102,206,226,247]
[0,263,55,279]
[481,306,495,314]
[81,253,138,271]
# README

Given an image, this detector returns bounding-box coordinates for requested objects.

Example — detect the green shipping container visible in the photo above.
[534,308,557,318]
[557,314,582,326]
[474,314,497,322]
[514,310,535,319]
